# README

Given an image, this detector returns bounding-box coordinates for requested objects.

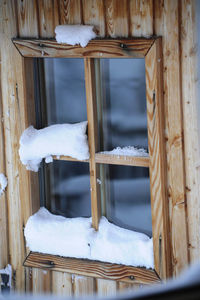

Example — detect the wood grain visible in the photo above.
[32,268,52,294]
[180,0,200,262]
[24,252,160,285]
[52,271,73,296]
[95,153,149,167]
[73,275,95,297]
[145,38,172,279]
[59,0,82,24]
[13,38,154,58]
[53,155,89,163]
[97,279,117,296]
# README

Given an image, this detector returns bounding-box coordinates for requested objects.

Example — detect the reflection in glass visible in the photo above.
[100,164,152,236]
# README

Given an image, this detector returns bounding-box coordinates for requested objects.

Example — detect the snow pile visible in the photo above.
[0,264,12,287]
[101,146,148,157]
[0,173,8,196]
[25,208,154,269]
[55,25,96,47]
[19,122,89,172]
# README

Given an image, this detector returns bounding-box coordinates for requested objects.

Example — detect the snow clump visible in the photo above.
[19,121,89,172]
[0,173,8,196]
[55,25,96,47]
[25,207,154,269]
[101,146,148,157]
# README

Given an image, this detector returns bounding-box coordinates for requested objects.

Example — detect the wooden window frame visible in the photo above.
[13,37,171,283]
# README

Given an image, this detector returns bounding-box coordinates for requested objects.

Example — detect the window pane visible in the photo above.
[100,164,152,236]
[95,58,148,151]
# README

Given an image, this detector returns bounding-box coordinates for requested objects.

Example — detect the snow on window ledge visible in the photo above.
[55,25,96,48]
[0,173,8,196]
[100,146,148,157]
[24,207,154,269]
[19,121,89,172]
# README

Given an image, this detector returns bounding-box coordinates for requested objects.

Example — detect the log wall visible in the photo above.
[0,0,199,296]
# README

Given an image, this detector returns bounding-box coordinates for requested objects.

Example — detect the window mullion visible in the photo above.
[84,58,101,230]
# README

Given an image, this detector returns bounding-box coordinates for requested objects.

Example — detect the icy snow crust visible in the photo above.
[55,25,96,47]
[19,122,89,172]
[0,173,8,196]
[101,146,148,157]
[25,208,154,269]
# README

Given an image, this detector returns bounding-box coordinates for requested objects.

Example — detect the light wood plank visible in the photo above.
[181,0,200,262]
[53,155,89,163]
[32,268,51,294]
[73,275,95,297]
[154,0,188,276]
[52,271,73,296]
[12,38,154,58]
[84,58,101,230]
[145,38,171,279]
[97,279,117,297]
[59,0,82,24]
[129,0,153,37]
[95,153,149,167]
[82,0,105,37]
[24,252,160,285]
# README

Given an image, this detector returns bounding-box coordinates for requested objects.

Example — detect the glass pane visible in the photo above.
[100,164,152,236]
[46,160,91,218]
[95,58,148,151]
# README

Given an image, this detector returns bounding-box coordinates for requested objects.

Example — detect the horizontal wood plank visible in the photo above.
[24,252,160,285]
[52,155,89,163]
[95,153,149,167]
[12,38,155,58]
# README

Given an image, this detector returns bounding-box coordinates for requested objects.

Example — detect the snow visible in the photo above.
[0,264,12,287]
[101,146,148,157]
[19,122,89,172]
[0,173,8,196]
[55,25,96,47]
[24,207,154,269]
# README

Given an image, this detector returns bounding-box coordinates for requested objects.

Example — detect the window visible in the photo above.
[14,37,171,282]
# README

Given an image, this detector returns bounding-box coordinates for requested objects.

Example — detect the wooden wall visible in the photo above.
[0,0,199,296]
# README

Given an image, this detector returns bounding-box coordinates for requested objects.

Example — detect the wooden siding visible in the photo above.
[0,0,199,296]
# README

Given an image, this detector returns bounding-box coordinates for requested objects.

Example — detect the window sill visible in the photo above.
[24,252,160,285]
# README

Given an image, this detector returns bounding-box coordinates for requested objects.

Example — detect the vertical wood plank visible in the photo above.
[85,58,101,230]
[145,39,172,279]
[180,0,200,262]
[59,0,82,24]
[129,0,153,37]
[82,0,105,37]
[37,0,60,38]
[97,279,117,297]
[154,0,189,276]
[105,0,129,37]
[52,271,73,296]
[73,275,95,297]
[17,0,39,37]
[32,268,52,294]
[118,281,141,292]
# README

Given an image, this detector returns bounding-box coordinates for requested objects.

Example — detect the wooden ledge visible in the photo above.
[95,153,149,167]
[53,155,89,163]
[24,252,160,285]
[12,38,155,58]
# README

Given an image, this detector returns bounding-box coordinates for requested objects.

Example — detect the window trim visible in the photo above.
[13,37,171,280]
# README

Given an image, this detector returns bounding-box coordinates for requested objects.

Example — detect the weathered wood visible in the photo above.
[145,38,171,279]
[12,38,154,58]
[129,0,153,37]
[95,153,149,167]
[24,252,160,285]
[118,281,141,291]
[16,0,39,38]
[97,279,117,296]
[73,275,95,297]
[105,0,129,37]
[154,0,189,276]
[59,0,82,24]
[82,0,105,37]
[181,0,200,262]
[84,58,101,230]
[53,155,89,163]
[52,271,73,296]
[32,268,52,294]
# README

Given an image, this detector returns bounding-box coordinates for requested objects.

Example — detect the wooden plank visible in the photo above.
[95,153,149,167]
[84,58,101,230]
[105,0,129,37]
[12,38,154,58]
[180,0,200,262]
[97,279,117,296]
[118,281,141,292]
[154,0,188,276]
[16,0,39,38]
[37,0,60,38]
[59,0,82,24]
[24,252,160,285]
[82,0,105,37]
[73,275,95,297]
[52,271,73,296]
[32,268,52,294]
[145,39,171,279]
[129,0,153,37]
[53,155,89,163]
